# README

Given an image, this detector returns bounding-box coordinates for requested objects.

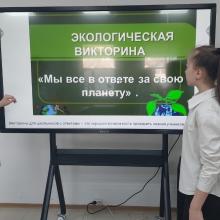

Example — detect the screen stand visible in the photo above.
[40,133,172,220]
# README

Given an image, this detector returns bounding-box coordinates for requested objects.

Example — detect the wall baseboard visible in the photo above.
[0,203,177,212]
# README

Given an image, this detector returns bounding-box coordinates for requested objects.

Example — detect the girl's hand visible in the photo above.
[0,95,16,107]
[189,207,204,220]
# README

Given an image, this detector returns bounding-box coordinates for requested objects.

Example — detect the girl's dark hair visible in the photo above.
[190,46,220,104]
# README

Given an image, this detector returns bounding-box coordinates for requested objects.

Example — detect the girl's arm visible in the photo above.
[189,190,208,220]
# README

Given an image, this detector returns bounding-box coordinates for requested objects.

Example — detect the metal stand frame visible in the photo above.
[40,133,171,220]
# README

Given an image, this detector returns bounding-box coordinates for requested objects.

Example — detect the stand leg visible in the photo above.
[55,165,66,215]
[40,164,55,220]
[163,161,172,220]
[160,167,164,217]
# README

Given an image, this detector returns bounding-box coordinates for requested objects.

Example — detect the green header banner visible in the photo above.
[30,23,195,60]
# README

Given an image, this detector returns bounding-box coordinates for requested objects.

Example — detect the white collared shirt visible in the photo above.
[179,88,220,196]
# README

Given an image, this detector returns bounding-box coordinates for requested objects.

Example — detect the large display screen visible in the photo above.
[0,4,216,133]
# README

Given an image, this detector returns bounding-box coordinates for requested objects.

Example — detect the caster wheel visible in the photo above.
[57,214,66,220]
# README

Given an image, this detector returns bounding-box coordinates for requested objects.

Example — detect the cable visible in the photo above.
[112,167,160,207]
[87,167,160,214]
[86,134,181,214]
[168,134,181,156]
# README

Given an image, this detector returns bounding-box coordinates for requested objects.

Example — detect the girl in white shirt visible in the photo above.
[178,46,220,220]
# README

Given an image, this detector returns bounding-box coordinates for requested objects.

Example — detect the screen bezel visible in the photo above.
[0,4,216,134]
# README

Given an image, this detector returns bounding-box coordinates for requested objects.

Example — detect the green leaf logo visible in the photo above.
[145,89,187,116]
[171,103,187,116]
[146,100,157,115]
[165,90,183,102]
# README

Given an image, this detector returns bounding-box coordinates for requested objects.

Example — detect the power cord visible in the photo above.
[168,134,181,156]
[87,167,160,214]
[86,134,181,214]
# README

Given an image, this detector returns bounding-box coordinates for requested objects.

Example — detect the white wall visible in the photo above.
[0,0,219,208]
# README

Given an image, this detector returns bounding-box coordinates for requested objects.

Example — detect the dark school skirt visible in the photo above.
[177,158,220,220]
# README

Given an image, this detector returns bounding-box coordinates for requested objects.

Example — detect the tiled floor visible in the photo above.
[0,206,176,220]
